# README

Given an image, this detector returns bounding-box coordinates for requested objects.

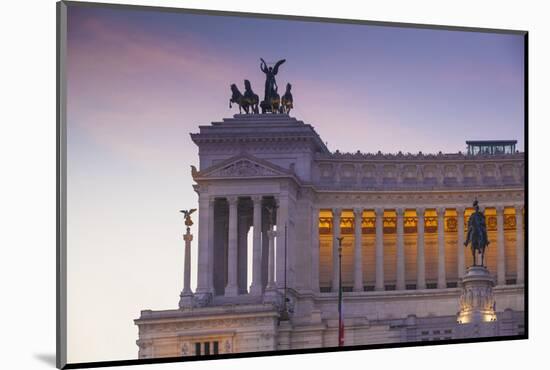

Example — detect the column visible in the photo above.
[353,208,363,292]
[207,198,215,293]
[375,208,385,291]
[416,207,426,289]
[332,208,341,292]
[250,196,263,295]
[311,206,320,293]
[496,205,506,285]
[195,195,210,294]
[261,205,271,289]
[456,206,465,280]
[437,207,446,289]
[225,196,239,296]
[212,201,227,295]
[515,205,524,284]
[237,212,249,294]
[396,208,405,291]
[182,231,193,295]
[276,195,289,288]
[266,229,277,290]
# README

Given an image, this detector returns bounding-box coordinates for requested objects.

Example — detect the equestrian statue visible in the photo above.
[464,200,490,266]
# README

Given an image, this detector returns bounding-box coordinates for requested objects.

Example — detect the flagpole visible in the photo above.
[337,236,344,347]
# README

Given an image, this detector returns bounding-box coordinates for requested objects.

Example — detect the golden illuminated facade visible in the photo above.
[135,114,525,358]
[317,206,524,292]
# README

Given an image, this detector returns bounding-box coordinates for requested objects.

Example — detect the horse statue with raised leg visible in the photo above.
[464,199,490,266]
[229,84,247,114]
[280,83,293,114]
[260,88,280,114]
[243,79,259,114]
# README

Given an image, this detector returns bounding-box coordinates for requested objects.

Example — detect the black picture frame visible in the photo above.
[57,1,528,368]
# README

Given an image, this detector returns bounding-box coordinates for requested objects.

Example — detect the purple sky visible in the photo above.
[65,4,524,363]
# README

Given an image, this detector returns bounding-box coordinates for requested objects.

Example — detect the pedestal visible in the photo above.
[456,266,498,336]
[262,287,281,306]
[178,292,194,309]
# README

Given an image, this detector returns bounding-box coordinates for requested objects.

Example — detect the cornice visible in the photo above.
[316,151,524,163]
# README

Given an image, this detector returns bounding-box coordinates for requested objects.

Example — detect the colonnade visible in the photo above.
[194,195,285,298]
[190,196,524,299]
[320,204,524,292]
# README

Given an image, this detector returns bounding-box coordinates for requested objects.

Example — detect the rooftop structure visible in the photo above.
[466,140,518,156]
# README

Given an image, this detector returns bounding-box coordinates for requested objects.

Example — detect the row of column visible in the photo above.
[195,195,283,298]
[228,196,279,296]
[327,205,524,292]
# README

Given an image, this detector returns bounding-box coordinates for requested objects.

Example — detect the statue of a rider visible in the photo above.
[464,199,490,266]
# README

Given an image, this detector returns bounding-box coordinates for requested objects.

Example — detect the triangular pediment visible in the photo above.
[193,154,292,180]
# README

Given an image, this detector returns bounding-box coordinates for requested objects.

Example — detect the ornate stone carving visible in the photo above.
[457,266,497,324]
[215,160,280,177]
[314,151,523,190]
[446,217,458,232]
[192,292,213,307]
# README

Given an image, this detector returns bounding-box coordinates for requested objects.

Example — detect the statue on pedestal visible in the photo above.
[464,199,489,266]
[457,200,497,328]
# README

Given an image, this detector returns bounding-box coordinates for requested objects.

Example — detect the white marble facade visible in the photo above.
[135,114,525,358]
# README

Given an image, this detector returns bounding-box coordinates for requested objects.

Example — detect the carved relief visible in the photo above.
[340,164,355,182]
[486,216,497,231]
[462,164,478,185]
[446,217,458,232]
[212,160,280,177]
[382,164,397,185]
[404,216,417,233]
[459,285,495,312]
[319,163,333,180]
[400,165,417,182]
[500,164,516,183]
[504,215,516,229]
[361,164,377,186]
[443,165,459,186]
[421,164,438,185]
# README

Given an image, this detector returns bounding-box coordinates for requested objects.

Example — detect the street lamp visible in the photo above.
[337,236,345,347]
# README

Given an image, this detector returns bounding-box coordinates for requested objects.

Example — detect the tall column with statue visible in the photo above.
[178,209,196,308]
[457,200,497,336]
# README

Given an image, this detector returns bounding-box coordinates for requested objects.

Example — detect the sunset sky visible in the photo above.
[65,4,524,364]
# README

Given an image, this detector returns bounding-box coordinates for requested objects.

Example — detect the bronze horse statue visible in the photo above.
[243,80,259,114]
[464,200,490,266]
[280,83,293,114]
[260,87,280,114]
[229,80,259,114]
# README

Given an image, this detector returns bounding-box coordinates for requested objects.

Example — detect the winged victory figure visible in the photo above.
[260,58,286,108]
[179,209,197,228]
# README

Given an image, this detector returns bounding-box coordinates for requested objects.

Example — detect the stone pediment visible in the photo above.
[193,154,292,180]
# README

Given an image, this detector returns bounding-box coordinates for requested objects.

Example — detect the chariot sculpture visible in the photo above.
[229,58,294,115]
